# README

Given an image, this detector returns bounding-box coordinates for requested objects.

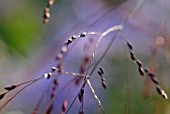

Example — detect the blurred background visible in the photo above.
[0,0,170,114]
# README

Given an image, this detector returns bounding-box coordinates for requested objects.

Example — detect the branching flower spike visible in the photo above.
[0,1,169,114]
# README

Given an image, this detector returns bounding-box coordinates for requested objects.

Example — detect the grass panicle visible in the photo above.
[0,0,168,114]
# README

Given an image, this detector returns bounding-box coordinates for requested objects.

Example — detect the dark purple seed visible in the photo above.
[80,88,84,95]
[156,86,168,99]
[47,73,52,79]
[138,67,144,76]
[78,93,83,102]
[65,39,72,46]
[71,35,77,40]
[65,42,69,46]
[47,76,50,79]
[62,100,67,112]
[151,76,159,84]
[4,85,17,91]
[68,39,72,42]
[99,67,104,74]
[80,32,86,37]
[54,79,59,85]
[0,93,6,100]
[162,93,168,99]
[130,51,136,61]
[101,78,106,82]
[44,13,50,19]
[127,42,133,50]
[78,88,84,102]
[98,71,102,76]
[144,68,149,73]
[51,67,57,72]
[102,80,107,90]
[84,56,89,63]
[156,86,162,95]
[148,73,155,77]
[136,59,142,67]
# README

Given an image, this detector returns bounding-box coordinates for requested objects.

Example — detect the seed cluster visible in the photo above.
[43,0,55,24]
[126,41,168,99]
[43,66,63,79]
[144,68,168,99]
[0,85,17,101]
[0,77,43,112]
[65,32,87,46]
[98,67,107,89]
[127,42,145,76]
